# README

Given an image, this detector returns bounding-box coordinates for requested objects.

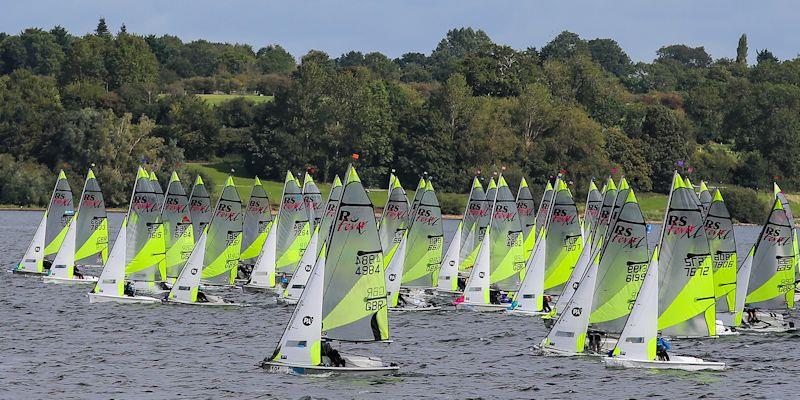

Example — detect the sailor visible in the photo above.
[490,289,501,305]
[542,295,552,313]
[656,336,670,361]
[744,304,759,324]
[321,341,346,367]
[124,281,135,297]
[196,290,209,303]
[73,266,84,280]
[397,292,408,307]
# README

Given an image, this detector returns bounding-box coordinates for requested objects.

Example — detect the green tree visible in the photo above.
[736,34,748,65]
[540,31,589,61]
[656,44,712,68]
[588,38,632,77]
[430,28,493,80]
[256,44,295,74]
[0,70,62,159]
[95,18,111,37]
[105,32,159,89]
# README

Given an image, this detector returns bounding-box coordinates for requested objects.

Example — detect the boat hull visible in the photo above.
[262,355,398,376]
[602,355,725,371]
[42,275,98,285]
[242,283,281,295]
[10,269,47,276]
[455,302,510,312]
[505,309,547,317]
[276,297,298,306]
[389,306,441,312]
[87,292,161,304]
[162,294,241,307]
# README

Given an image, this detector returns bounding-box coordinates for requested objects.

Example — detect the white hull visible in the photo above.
[434,289,462,297]
[263,354,398,375]
[87,292,161,304]
[242,283,281,295]
[715,320,740,336]
[389,306,441,312]
[276,297,298,306]
[738,312,796,334]
[505,309,547,317]
[602,355,725,371]
[162,294,241,307]
[455,302,510,312]
[10,269,47,276]
[42,275,98,284]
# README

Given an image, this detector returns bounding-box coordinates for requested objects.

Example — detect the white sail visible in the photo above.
[248,221,278,288]
[49,218,78,279]
[611,248,659,361]
[92,218,128,296]
[512,232,546,313]
[386,232,408,307]
[17,214,48,273]
[167,231,208,303]
[730,247,754,326]
[540,256,599,354]
[269,246,325,366]
[552,238,593,314]
[463,231,491,305]
[436,223,461,292]
[283,227,320,302]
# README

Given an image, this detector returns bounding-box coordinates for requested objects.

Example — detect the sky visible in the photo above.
[2,1,797,63]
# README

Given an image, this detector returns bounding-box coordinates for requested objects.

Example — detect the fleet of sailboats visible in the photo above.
[16,161,800,374]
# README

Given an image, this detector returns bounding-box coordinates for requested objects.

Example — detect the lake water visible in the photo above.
[2,210,798,399]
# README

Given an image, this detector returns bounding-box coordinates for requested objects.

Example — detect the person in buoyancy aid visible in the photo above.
[124,281,135,297]
[542,295,552,313]
[196,290,209,303]
[656,335,670,361]
[490,289,501,305]
[321,341,346,367]
[744,304,759,324]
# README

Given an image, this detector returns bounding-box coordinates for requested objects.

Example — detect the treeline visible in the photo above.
[1,19,799,207]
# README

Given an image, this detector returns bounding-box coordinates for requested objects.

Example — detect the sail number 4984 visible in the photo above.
[355,253,382,275]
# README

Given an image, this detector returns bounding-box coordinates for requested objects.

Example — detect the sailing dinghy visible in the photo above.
[261,166,398,374]
[188,175,212,241]
[701,189,739,335]
[280,176,343,305]
[43,169,108,284]
[161,172,194,282]
[389,179,443,311]
[89,217,160,304]
[14,170,73,275]
[437,177,486,295]
[244,171,310,293]
[458,175,525,312]
[602,247,725,371]
[239,177,273,280]
[724,195,796,333]
[200,176,243,286]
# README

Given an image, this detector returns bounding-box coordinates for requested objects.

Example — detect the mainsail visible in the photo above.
[125,167,166,282]
[378,174,409,253]
[488,175,525,291]
[303,172,324,228]
[17,170,73,273]
[188,175,212,241]
[201,176,243,285]
[161,172,194,279]
[283,176,344,302]
[458,177,488,269]
[703,189,737,315]
[241,177,273,265]
[516,177,537,260]
[543,179,583,293]
[462,178,496,270]
[698,181,712,218]
[276,171,312,273]
[534,181,554,237]
[589,189,649,333]
[322,167,389,341]
[150,170,165,209]
[45,170,74,261]
[401,180,444,288]
[743,197,795,309]
[774,183,799,281]
[656,172,716,338]
[408,177,427,223]
[74,168,108,267]
[583,179,603,241]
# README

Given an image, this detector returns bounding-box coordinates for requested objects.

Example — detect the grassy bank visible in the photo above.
[197,94,273,106]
